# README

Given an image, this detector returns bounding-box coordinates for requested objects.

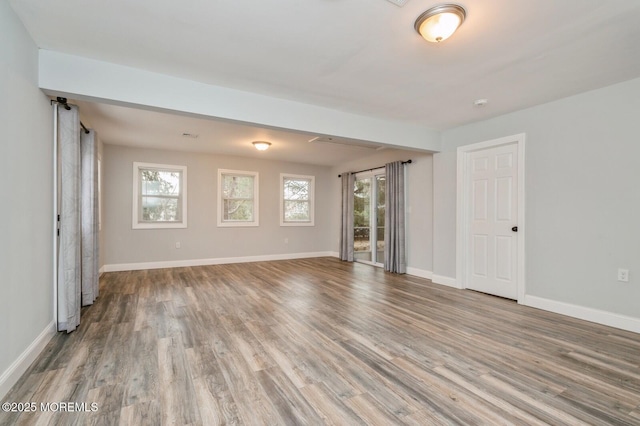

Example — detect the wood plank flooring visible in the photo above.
[1,257,639,425]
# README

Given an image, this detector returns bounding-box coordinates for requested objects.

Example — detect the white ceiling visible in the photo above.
[75,100,397,166]
[10,0,640,162]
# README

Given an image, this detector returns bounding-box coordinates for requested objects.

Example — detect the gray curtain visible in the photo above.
[339,172,355,261]
[57,105,82,332]
[384,161,406,274]
[81,130,99,306]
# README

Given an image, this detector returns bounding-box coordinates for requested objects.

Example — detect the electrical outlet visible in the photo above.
[617,268,629,282]
[175,242,181,249]
[284,238,289,244]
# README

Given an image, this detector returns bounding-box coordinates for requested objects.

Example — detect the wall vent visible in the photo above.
[308,136,378,149]
[385,0,410,7]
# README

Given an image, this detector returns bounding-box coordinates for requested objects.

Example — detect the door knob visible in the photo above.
[512,226,518,232]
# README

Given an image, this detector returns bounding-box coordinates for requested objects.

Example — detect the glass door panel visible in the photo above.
[353,178,371,261]
[376,175,386,264]
[353,174,385,265]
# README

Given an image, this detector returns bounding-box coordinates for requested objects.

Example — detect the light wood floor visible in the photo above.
[2,258,639,425]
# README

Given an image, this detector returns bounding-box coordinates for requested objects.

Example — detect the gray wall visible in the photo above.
[97,137,105,270]
[434,77,640,318]
[331,149,434,273]
[0,2,54,382]
[103,145,334,266]
[432,151,457,279]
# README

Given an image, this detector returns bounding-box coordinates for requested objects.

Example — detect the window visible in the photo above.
[280,174,314,226]
[132,162,187,229]
[218,169,259,227]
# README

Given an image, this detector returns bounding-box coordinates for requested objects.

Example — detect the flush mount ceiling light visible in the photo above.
[414,4,466,43]
[252,141,271,151]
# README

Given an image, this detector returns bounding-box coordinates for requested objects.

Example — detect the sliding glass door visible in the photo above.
[353,173,386,266]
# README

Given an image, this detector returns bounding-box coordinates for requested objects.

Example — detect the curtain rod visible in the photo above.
[338,159,412,178]
[52,97,90,134]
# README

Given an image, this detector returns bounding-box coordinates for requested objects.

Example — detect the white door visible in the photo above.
[466,143,519,299]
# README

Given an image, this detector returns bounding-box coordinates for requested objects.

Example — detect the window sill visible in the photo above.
[132,222,187,230]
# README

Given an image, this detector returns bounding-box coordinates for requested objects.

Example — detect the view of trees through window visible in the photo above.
[140,169,181,222]
[283,177,311,222]
[354,179,371,241]
[222,174,255,221]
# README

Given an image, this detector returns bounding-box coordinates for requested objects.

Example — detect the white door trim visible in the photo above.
[456,133,526,302]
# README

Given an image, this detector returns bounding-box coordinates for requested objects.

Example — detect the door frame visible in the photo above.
[456,133,526,302]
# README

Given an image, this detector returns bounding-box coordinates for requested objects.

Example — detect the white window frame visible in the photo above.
[132,162,187,229]
[218,169,259,227]
[280,173,315,226]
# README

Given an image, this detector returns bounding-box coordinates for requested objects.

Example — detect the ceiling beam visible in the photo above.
[38,50,441,152]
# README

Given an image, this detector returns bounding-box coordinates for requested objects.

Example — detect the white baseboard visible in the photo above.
[98,265,105,276]
[523,295,640,334]
[103,251,337,272]
[432,274,461,289]
[406,267,433,280]
[0,321,56,401]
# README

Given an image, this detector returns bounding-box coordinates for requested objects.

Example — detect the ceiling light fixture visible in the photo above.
[414,4,466,43]
[252,141,271,151]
